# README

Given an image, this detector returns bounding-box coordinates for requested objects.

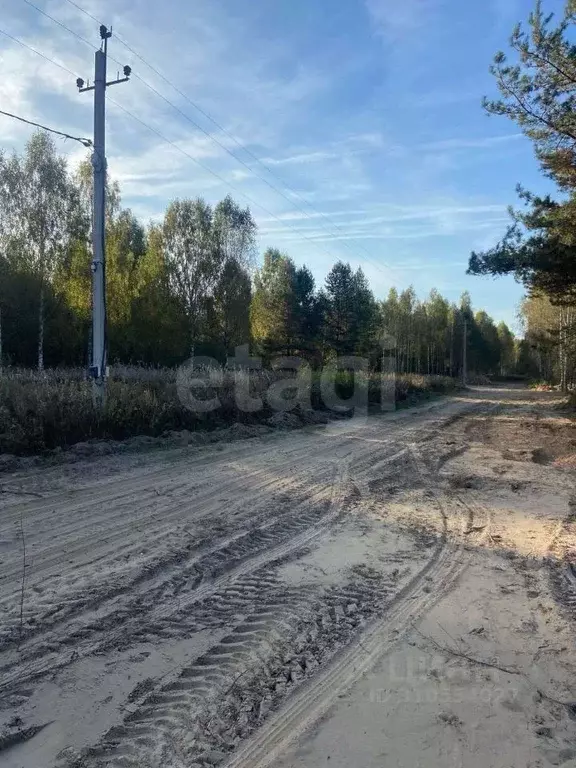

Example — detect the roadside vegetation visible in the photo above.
[0,138,516,382]
[12,4,576,453]
[0,134,515,454]
[469,0,576,390]
[0,367,456,455]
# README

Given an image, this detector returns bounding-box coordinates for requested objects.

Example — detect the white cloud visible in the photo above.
[0,36,91,145]
[420,134,524,151]
[259,202,509,231]
[365,0,431,39]
[260,150,343,167]
[106,130,237,181]
[266,219,509,244]
[0,0,527,325]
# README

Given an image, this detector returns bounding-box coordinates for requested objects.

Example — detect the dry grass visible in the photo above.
[0,366,457,455]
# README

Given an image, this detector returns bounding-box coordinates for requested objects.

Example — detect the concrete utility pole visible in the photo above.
[462,317,468,386]
[77,26,131,405]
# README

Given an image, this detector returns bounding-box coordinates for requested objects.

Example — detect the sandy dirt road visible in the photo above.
[1,387,575,768]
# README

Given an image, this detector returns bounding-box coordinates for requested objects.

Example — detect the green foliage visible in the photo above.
[517,293,576,387]
[0,133,81,369]
[0,130,512,401]
[484,0,576,188]
[469,0,576,387]
[469,0,576,293]
[250,249,322,359]
[497,321,516,375]
[162,196,255,355]
[322,263,378,358]
[468,190,576,302]
[251,248,295,355]
[0,131,505,454]
[0,367,458,455]
[377,287,509,379]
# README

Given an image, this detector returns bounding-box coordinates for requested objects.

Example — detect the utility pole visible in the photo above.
[449,311,455,377]
[77,26,131,405]
[462,317,468,386]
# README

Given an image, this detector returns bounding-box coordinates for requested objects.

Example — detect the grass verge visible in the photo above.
[0,367,458,456]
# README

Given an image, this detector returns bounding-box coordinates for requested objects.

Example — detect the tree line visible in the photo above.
[468,0,576,389]
[516,294,576,385]
[0,131,515,377]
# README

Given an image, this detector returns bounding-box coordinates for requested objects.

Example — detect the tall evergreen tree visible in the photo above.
[469,1,576,303]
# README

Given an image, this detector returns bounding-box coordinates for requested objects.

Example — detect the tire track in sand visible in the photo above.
[62,441,491,768]
[221,443,491,768]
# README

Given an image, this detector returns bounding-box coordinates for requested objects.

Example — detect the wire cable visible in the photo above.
[2,23,348,262]
[0,26,77,76]
[0,108,92,146]
[56,0,399,279]
[107,98,351,262]
[22,0,95,50]
[62,0,100,25]
[30,0,369,262]
[3,18,388,272]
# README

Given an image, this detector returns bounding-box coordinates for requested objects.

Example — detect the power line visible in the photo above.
[57,0,399,280]
[107,98,351,263]
[25,0,398,280]
[22,0,95,50]
[62,0,100,25]
[0,108,92,146]
[4,16,393,275]
[129,76,399,277]
[3,23,346,263]
[0,26,77,76]
[33,0,370,268]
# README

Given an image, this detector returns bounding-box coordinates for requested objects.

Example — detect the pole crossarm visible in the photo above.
[79,76,131,92]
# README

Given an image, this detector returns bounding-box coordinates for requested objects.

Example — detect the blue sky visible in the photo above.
[0,0,566,332]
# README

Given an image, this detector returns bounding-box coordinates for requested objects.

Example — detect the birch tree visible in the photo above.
[0,132,75,369]
[163,198,223,354]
